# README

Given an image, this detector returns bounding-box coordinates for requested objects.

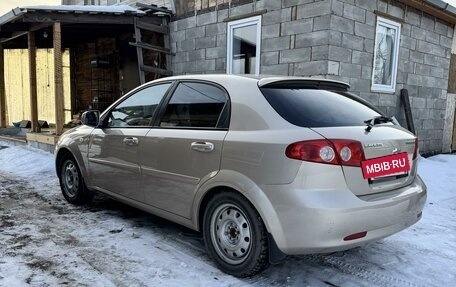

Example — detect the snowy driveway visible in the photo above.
[0,142,455,286]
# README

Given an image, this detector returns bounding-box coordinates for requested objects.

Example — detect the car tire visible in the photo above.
[59,156,93,205]
[203,191,269,277]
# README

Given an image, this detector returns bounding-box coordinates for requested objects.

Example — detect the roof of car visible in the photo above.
[154,74,350,90]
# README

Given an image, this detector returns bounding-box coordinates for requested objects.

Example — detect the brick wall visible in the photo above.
[169,0,454,154]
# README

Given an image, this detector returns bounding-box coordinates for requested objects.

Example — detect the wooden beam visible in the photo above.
[140,64,173,76]
[28,32,39,133]
[54,22,64,136]
[136,3,173,14]
[129,41,174,55]
[0,45,6,128]
[449,54,456,93]
[135,19,168,34]
[22,12,136,25]
[134,18,146,85]
[162,16,172,78]
[0,31,29,44]
[0,24,51,44]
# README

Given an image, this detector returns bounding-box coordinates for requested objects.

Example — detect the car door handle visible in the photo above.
[123,137,139,146]
[191,142,214,152]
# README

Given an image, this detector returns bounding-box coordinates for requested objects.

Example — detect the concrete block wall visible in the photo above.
[169,8,228,74]
[169,0,453,154]
[327,0,453,155]
[169,0,334,74]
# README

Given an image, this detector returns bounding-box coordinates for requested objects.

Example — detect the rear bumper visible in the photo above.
[260,174,427,255]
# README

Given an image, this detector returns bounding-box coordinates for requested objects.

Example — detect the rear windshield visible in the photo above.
[260,88,381,127]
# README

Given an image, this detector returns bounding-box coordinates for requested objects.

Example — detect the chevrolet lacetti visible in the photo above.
[55,75,426,277]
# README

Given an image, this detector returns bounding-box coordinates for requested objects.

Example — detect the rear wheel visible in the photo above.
[203,191,269,277]
[59,156,93,205]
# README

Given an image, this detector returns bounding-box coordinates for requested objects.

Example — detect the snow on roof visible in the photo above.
[21,5,146,15]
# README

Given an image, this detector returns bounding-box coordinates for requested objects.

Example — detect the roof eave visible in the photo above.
[0,8,26,26]
[399,0,456,24]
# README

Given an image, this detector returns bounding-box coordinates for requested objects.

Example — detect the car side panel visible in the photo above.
[55,125,94,186]
[191,169,285,241]
[139,128,227,219]
[87,127,149,202]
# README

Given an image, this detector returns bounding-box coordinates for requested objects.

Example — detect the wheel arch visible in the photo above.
[193,170,286,249]
[55,148,72,175]
[55,147,90,185]
[196,185,235,234]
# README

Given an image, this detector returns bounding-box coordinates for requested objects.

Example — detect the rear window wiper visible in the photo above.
[364,116,392,132]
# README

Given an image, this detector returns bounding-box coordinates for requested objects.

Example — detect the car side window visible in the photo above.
[160,82,228,128]
[107,83,171,128]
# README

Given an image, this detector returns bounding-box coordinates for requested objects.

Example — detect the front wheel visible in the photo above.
[59,156,93,205]
[203,191,269,277]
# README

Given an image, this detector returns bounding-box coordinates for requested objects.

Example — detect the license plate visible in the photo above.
[361,152,410,179]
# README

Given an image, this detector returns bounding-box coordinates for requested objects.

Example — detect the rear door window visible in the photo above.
[260,88,381,127]
[160,82,229,128]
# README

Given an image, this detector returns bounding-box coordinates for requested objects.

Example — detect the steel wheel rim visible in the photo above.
[63,161,79,198]
[210,203,252,265]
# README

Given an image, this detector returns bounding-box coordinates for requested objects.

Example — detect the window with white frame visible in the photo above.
[227,16,261,75]
[371,17,401,93]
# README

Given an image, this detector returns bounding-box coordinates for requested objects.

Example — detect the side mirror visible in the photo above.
[81,110,100,127]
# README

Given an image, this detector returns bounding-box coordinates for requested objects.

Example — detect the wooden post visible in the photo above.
[54,22,64,136]
[400,89,416,135]
[0,45,6,128]
[134,17,146,85]
[162,16,172,77]
[28,32,39,133]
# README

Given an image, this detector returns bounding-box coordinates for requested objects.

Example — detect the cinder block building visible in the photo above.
[57,1,456,154]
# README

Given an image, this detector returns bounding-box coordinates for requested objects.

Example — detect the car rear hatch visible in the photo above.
[259,78,418,197]
[311,125,417,196]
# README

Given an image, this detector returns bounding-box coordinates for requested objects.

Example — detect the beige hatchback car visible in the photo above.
[55,75,426,277]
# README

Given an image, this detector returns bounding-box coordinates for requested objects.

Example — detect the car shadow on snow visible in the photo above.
[78,192,386,286]
[75,189,433,287]
[82,191,208,252]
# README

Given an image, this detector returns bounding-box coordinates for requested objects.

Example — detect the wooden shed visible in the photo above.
[0,4,172,146]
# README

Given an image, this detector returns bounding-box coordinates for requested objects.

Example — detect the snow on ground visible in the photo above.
[0,141,455,287]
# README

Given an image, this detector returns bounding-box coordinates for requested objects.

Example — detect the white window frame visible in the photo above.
[226,15,262,75]
[371,17,401,93]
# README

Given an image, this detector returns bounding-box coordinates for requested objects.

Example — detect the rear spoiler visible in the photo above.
[258,78,350,91]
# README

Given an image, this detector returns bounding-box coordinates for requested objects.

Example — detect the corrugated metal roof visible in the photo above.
[22,5,146,14]
[0,5,148,26]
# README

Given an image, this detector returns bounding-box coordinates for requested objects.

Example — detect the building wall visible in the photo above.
[169,0,454,154]
[3,49,72,125]
[71,39,121,113]
[328,0,452,155]
[60,0,455,154]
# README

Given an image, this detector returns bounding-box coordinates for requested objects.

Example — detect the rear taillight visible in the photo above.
[412,138,418,160]
[286,139,365,167]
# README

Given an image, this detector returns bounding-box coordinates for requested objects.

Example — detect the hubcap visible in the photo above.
[63,161,79,197]
[210,203,252,265]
